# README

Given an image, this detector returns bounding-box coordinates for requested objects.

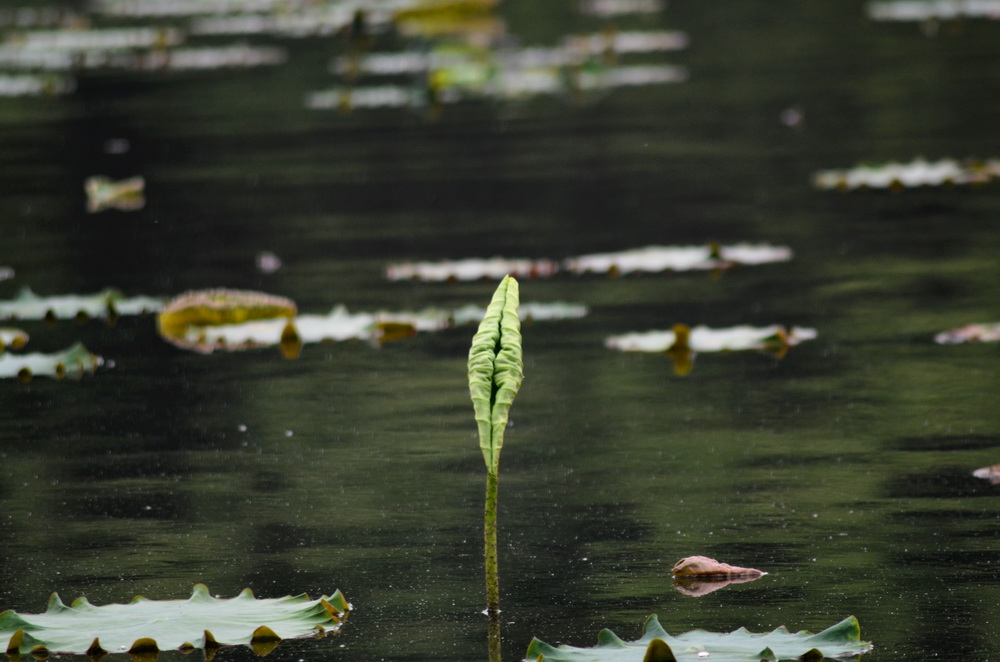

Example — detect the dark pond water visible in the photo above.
[1,1,999,661]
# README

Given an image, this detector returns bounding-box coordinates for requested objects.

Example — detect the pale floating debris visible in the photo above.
[10,26,184,52]
[564,243,792,275]
[0,73,75,96]
[672,556,765,578]
[579,0,666,17]
[85,175,145,213]
[0,287,163,321]
[672,555,766,597]
[934,322,1000,344]
[812,158,1000,191]
[605,324,817,354]
[103,137,130,154]
[0,327,29,352]
[386,257,559,282]
[0,266,13,281]
[0,343,103,381]
[972,464,1000,484]
[255,251,282,274]
[867,0,1000,21]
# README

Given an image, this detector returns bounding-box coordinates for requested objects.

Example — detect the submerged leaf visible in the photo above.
[0,584,349,657]
[468,276,523,473]
[0,343,102,381]
[525,614,871,662]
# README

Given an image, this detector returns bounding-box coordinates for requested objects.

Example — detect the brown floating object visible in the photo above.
[671,555,765,578]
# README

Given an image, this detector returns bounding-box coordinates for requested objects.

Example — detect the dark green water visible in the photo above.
[1,1,998,661]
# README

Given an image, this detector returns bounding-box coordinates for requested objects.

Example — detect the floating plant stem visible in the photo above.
[467,275,523,618]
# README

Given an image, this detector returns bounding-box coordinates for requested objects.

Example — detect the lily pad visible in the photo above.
[0,328,28,352]
[812,158,1000,191]
[606,324,816,375]
[0,287,163,322]
[386,257,560,282]
[0,584,349,657]
[85,175,146,213]
[563,243,792,276]
[157,302,586,355]
[525,615,871,662]
[0,343,102,381]
[868,1,1000,22]
[157,289,296,351]
[384,244,790,282]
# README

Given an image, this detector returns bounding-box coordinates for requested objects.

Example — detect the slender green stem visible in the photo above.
[484,469,500,615]
[487,607,502,662]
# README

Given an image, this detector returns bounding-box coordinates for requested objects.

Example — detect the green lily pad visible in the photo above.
[526,614,871,662]
[0,287,163,322]
[812,157,1000,191]
[0,343,102,381]
[0,328,28,352]
[0,584,350,657]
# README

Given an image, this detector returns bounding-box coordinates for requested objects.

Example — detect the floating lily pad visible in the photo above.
[0,343,102,381]
[386,257,560,282]
[157,289,296,351]
[385,244,790,282]
[158,301,586,355]
[0,287,163,322]
[867,0,1000,22]
[0,328,28,352]
[525,614,872,662]
[0,584,349,658]
[812,158,1000,191]
[564,243,792,276]
[580,0,666,17]
[606,324,816,375]
[85,175,146,212]
[934,322,1000,344]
